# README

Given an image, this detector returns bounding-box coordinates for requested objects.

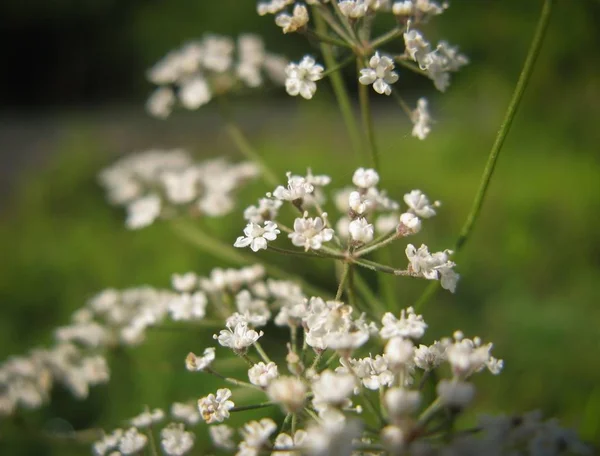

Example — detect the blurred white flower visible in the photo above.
[359,52,399,95]
[285,56,324,100]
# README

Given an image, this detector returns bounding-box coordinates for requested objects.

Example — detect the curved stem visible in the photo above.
[414,0,554,310]
[218,99,279,187]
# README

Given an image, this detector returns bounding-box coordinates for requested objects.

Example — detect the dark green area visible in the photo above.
[1,0,599,454]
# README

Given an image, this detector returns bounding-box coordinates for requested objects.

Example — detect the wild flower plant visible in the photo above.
[0,0,592,455]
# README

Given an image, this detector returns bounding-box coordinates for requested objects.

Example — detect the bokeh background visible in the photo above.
[1,0,599,454]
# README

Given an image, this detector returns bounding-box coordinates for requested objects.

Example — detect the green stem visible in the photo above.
[355,232,399,257]
[414,0,553,310]
[391,90,414,118]
[230,401,276,413]
[394,57,429,77]
[304,29,352,48]
[206,368,263,391]
[353,270,387,316]
[357,59,380,171]
[370,28,403,50]
[218,99,279,187]
[146,426,158,456]
[321,54,356,78]
[374,248,397,310]
[170,221,332,299]
[254,342,272,364]
[335,262,351,300]
[313,10,363,161]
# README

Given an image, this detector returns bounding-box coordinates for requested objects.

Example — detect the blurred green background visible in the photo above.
[1,0,599,454]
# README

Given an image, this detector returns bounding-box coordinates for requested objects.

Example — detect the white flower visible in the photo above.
[305,419,363,456]
[179,76,212,109]
[169,292,207,321]
[161,168,200,204]
[267,376,307,413]
[412,98,432,140]
[170,402,201,426]
[414,341,446,370]
[289,213,334,250]
[130,408,164,428]
[234,221,280,252]
[338,355,394,390]
[399,212,422,234]
[93,429,123,455]
[312,370,356,410]
[384,388,421,419]
[160,423,195,456]
[446,334,503,378]
[126,194,161,230]
[214,321,263,351]
[348,191,372,215]
[352,168,380,189]
[275,4,309,34]
[348,217,374,244]
[384,337,415,370]
[272,172,314,201]
[392,0,413,15]
[248,362,279,387]
[257,0,294,16]
[198,388,234,423]
[285,56,324,100]
[403,30,431,68]
[403,190,439,218]
[273,430,308,456]
[238,418,277,454]
[235,290,271,327]
[202,35,234,72]
[118,428,148,455]
[243,198,282,223]
[171,272,197,292]
[146,87,175,119]
[436,379,475,408]
[209,424,235,450]
[375,213,399,234]
[185,347,215,372]
[380,307,427,339]
[405,244,459,292]
[338,0,369,18]
[359,52,399,95]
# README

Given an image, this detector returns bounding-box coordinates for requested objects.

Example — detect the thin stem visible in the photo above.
[170,221,332,299]
[315,4,356,45]
[266,245,342,260]
[455,0,554,252]
[230,401,276,413]
[313,9,363,161]
[355,232,399,257]
[374,248,398,310]
[335,262,351,300]
[218,99,279,187]
[254,342,272,364]
[291,413,298,435]
[206,367,263,391]
[391,90,414,118]
[414,0,553,311]
[417,397,443,427]
[357,59,380,171]
[310,351,324,371]
[394,57,429,77]
[304,29,353,48]
[370,28,403,50]
[321,54,356,78]
[352,270,387,316]
[146,427,158,456]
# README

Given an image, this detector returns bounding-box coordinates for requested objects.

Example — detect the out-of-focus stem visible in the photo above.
[357,59,380,171]
[335,262,351,300]
[230,401,276,413]
[218,100,279,187]
[414,0,554,311]
[313,10,363,161]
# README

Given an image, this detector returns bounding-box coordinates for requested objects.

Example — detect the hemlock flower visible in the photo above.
[359,52,399,95]
[209,424,235,450]
[267,376,307,412]
[405,244,459,292]
[403,189,439,218]
[285,56,324,100]
[289,213,334,250]
[170,402,201,425]
[399,212,422,234]
[352,168,380,189]
[198,388,234,423]
[275,4,309,34]
[213,321,263,351]
[384,388,421,418]
[171,272,197,292]
[257,0,294,16]
[179,76,212,109]
[436,379,475,408]
[348,217,374,244]
[185,347,216,372]
[238,418,277,454]
[248,361,279,387]
[126,194,161,230]
[380,307,427,339]
[168,291,207,321]
[160,423,195,456]
[338,0,369,18]
[411,97,432,140]
[234,221,280,252]
[273,430,308,456]
[119,428,148,455]
[272,172,314,201]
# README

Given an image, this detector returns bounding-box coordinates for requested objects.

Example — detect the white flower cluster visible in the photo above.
[404,29,469,92]
[0,342,109,417]
[93,405,197,456]
[146,34,288,117]
[99,149,260,229]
